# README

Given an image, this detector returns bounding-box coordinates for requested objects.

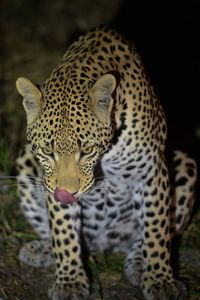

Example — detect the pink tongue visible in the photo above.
[54,188,76,205]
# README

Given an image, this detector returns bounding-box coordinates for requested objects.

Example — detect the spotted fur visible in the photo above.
[16,25,197,300]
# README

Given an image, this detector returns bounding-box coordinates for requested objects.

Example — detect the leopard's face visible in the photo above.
[16,73,117,197]
[27,111,112,196]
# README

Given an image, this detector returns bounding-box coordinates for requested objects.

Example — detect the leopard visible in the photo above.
[16,25,197,300]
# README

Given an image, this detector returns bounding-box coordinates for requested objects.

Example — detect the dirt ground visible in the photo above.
[1,1,200,299]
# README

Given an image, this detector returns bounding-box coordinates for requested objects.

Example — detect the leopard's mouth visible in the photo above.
[43,177,95,205]
[54,187,76,205]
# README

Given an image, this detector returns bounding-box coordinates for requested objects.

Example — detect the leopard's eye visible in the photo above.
[80,145,95,159]
[41,146,53,156]
[82,146,93,155]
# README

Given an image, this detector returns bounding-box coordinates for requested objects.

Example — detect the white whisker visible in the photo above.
[0,184,19,188]
[0,183,44,188]
[0,175,43,182]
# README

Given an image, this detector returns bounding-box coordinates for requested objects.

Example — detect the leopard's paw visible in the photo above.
[143,278,187,300]
[19,239,54,267]
[48,281,90,300]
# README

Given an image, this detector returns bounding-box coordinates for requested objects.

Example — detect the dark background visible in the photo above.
[112,0,200,155]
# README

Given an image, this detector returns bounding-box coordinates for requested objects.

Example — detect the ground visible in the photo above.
[0,1,200,299]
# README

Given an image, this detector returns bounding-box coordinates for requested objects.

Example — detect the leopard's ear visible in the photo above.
[16,77,41,124]
[90,74,116,124]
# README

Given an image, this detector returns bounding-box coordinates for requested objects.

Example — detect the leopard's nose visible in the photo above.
[54,188,76,205]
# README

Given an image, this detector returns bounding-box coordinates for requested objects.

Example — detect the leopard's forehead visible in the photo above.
[27,105,100,153]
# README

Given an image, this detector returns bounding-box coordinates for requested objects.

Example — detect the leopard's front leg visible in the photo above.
[141,158,187,300]
[47,195,89,300]
[126,158,187,300]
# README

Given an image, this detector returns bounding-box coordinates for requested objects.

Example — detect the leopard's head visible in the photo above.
[16,73,117,203]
